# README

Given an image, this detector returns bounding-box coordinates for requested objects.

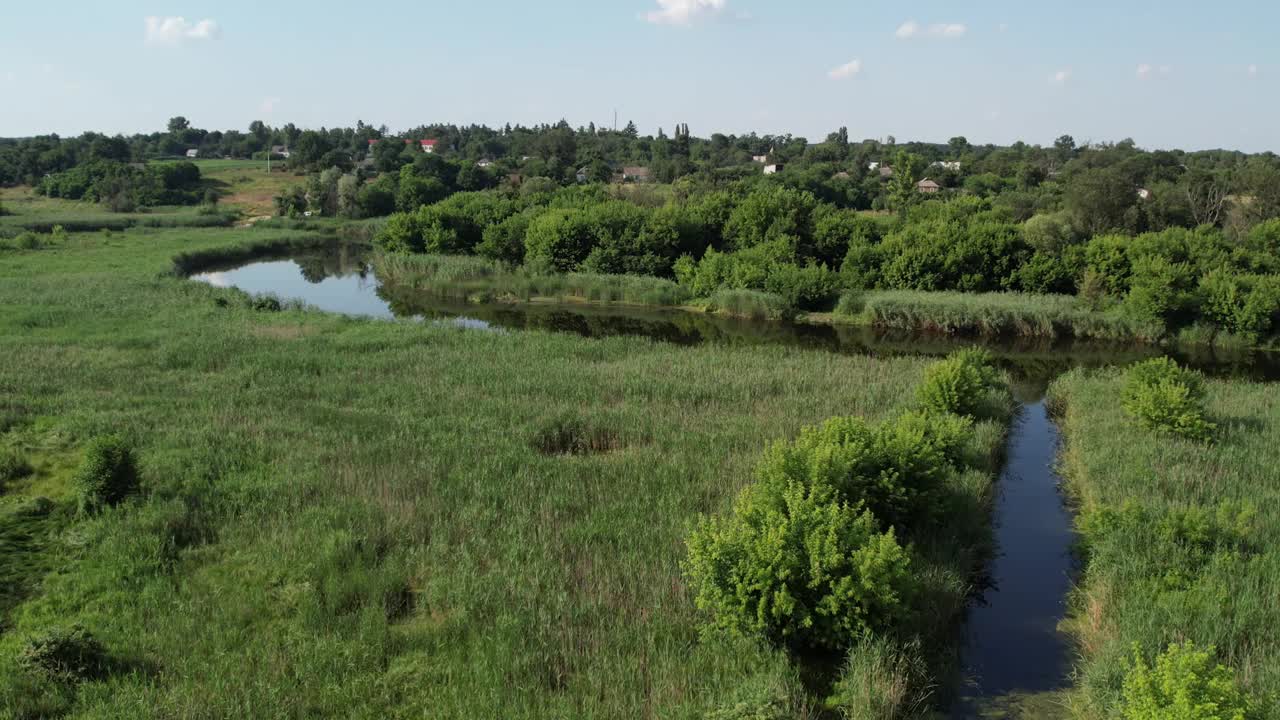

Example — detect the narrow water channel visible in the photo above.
[952,398,1075,718]
[188,242,1280,717]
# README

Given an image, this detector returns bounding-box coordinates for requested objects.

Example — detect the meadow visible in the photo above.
[1049,369,1280,718]
[0,226,1011,718]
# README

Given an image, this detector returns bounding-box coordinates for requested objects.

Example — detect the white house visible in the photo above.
[868,161,880,170]
[477,158,494,168]
[420,139,439,154]
[931,161,962,172]
[763,163,783,175]
[1137,187,1153,201]
[270,145,291,159]
[752,154,769,163]
[185,149,199,158]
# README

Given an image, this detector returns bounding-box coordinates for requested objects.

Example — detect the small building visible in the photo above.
[270,145,291,159]
[917,178,941,194]
[420,139,439,154]
[752,154,769,163]
[868,161,880,171]
[576,167,591,183]
[763,164,783,175]
[931,161,962,172]
[185,149,199,158]
[878,165,895,179]
[832,171,851,180]
[621,166,652,183]
[1137,187,1153,201]
[477,158,494,168]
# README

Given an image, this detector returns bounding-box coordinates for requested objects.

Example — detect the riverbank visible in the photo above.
[1048,369,1280,718]
[370,251,1273,350]
[0,227,1014,718]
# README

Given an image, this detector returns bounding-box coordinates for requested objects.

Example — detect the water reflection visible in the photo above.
[188,242,1280,384]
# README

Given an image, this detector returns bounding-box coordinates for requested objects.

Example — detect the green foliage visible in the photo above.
[703,288,793,321]
[705,673,809,720]
[755,412,971,530]
[17,625,106,683]
[71,434,139,514]
[685,479,914,652]
[1121,358,1215,441]
[916,349,999,418]
[1120,643,1251,720]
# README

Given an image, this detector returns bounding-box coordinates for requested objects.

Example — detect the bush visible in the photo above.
[1120,642,1252,720]
[755,412,971,529]
[72,434,139,514]
[1121,358,1215,441]
[17,625,107,683]
[916,348,999,418]
[685,479,914,653]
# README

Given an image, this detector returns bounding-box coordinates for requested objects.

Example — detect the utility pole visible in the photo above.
[613,109,617,133]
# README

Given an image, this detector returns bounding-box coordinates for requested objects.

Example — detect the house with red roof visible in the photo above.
[420,139,438,154]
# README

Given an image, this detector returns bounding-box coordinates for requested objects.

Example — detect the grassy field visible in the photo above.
[1049,370,1280,718]
[0,187,238,234]
[186,159,307,217]
[0,227,1012,717]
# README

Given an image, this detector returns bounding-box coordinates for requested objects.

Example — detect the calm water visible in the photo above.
[189,243,1280,717]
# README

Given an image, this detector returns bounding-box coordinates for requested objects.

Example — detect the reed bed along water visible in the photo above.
[835,290,1165,342]
[1049,369,1280,718]
[0,227,1009,718]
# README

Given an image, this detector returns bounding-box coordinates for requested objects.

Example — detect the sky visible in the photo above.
[0,0,1275,152]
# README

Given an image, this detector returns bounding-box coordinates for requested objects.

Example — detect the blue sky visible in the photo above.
[1,0,1274,151]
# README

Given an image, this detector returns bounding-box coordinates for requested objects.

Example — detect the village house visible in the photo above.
[752,154,769,163]
[763,163,784,175]
[576,167,591,183]
[868,161,880,170]
[476,158,494,168]
[917,178,941,194]
[1137,187,1153,201]
[185,149,199,158]
[270,145,291,159]
[621,166,652,183]
[879,165,895,179]
[420,139,438,154]
[931,161,962,172]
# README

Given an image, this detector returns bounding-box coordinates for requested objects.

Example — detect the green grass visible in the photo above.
[0,187,237,234]
[834,290,1165,343]
[1049,369,1280,719]
[0,227,1011,717]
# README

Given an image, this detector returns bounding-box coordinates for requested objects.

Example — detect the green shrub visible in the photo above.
[916,348,999,418]
[1121,358,1215,441]
[1120,642,1252,720]
[704,289,793,321]
[17,625,106,683]
[72,435,139,514]
[685,479,914,653]
[755,412,971,529]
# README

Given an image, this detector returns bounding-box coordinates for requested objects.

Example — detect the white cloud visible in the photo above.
[896,20,966,39]
[642,0,727,26]
[828,59,862,80]
[1051,69,1072,85]
[1137,63,1152,80]
[144,16,219,45]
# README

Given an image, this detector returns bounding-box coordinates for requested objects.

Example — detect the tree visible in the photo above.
[1065,167,1137,236]
[167,116,190,134]
[887,151,924,213]
[1183,169,1230,227]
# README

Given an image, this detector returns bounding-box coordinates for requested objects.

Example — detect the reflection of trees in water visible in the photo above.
[294,244,371,284]
[372,277,1280,382]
